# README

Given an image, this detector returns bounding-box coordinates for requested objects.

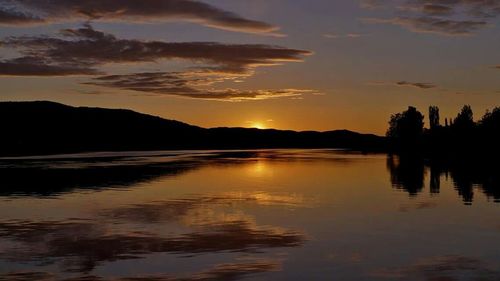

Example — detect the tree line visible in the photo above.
[386,105,500,155]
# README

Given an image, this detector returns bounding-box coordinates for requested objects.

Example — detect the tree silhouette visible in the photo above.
[387,106,424,150]
[478,107,500,150]
[453,105,474,128]
[387,104,499,155]
[429,106,440,129]
[480,107,500,129]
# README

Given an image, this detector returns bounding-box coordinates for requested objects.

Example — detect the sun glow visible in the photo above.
[250,122,266,129]
[246,120,273,129]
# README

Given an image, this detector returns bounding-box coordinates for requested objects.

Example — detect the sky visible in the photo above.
[0,0,499,134]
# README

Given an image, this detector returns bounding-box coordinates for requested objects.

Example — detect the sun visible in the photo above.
[246,120,273,129]
[250,122,266,129]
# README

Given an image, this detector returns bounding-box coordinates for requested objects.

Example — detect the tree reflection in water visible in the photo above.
[387,155,500,204]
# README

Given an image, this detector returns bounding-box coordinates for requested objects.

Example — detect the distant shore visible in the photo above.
[0,101,387,157]
[2,101,498,158]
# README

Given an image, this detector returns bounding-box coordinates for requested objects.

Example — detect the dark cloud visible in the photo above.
[362,0,500,35]
[422,4,454,15]
[396,80,437,89]
[370,80,437,89]
[0,25,313,99]
[85,71,314,101]
[0,0,279,35]
[0,272,54,281]
[0,7,42,24]
[2,24,310,75]
[0,56,99,76]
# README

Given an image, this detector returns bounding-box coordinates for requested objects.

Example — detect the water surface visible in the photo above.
[0,150,498,281]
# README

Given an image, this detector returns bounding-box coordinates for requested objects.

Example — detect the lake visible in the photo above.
[0,149,498,281]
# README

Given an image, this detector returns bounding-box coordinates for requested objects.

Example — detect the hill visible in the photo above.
[0,101,386,156]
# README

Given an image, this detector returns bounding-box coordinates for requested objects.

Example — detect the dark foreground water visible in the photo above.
[0,150,498,281]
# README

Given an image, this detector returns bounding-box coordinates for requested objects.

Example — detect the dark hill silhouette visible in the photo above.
[0,101,386,156]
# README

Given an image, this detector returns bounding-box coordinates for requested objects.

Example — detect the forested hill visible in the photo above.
[0,101,386,156]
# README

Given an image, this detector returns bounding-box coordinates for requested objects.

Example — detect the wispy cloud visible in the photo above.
[0,0,280,35]
[323,33,367,39]
[0,24,316,100]
[0,7,43,24]
[0,56,99,76]
[370,80,437,89]
[362,0,500,35]
[0,14,317,100]
[2,24,310,75]
[360,0,385,9]
[396,80,437,89]
[420,4,454,16]
[86,72,316,101]
[363,16,488,36]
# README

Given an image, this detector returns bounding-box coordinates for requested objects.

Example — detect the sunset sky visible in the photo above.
[1,0,499,134]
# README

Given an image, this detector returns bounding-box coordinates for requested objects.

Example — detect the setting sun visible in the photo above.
[250,122,266,129]
[245,121,267,129]
[0,0,499,280]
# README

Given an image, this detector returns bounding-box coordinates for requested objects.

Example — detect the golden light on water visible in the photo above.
[247,161,274,178]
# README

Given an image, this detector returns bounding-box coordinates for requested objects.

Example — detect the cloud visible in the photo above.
[0,56,99,76]
[323,33,367,39]
[396,80,437,89]
[0,0,280,35]
[421,4,454,16]
[360,0,385,9]
[0,25,315,99]
[0,272,54,281]
[323,34,340,39]
[370,80,437,89]
[362,0,500,35]
[85,71,316,101]
[363,16,488,35]
[2,24,310,75]
[0,7,42,24]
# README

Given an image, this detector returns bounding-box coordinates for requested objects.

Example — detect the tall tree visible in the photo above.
[454,105,474,128]
[429,106,440,129]
[387,106,424,149]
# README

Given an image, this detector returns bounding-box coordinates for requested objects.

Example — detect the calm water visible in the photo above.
[0,150,498,281]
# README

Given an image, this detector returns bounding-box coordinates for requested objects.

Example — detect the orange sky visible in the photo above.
[1,0,499,134]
